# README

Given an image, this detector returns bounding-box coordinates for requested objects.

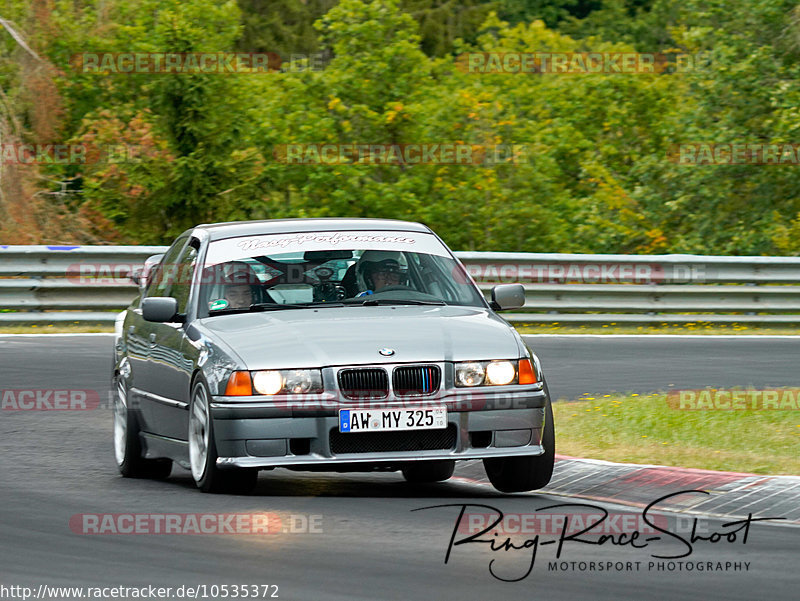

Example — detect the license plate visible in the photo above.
[339,407,447,433]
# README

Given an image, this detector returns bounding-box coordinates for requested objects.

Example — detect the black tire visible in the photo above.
[189,377,257,494]
[402,460,455,483]
[113,377,172,480]
[483,383,555,493]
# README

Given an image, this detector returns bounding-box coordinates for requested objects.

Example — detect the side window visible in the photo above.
[418,254,470,304]
[172,244,198,314]
[405,253,428,293]
[145,235,189,298]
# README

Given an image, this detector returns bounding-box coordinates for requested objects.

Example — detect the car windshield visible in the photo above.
[197,230,485,316]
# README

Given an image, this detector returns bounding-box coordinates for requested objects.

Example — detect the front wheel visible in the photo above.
[402,460,455,483]
[113,377,172,479]
[483,388,555,493]
[188,377,257,494]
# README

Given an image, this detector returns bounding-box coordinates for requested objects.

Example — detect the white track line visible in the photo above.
[0,333,115,337]
[0,333,796,339]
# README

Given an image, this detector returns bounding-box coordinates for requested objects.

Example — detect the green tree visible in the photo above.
[236,0,337,56]
[71,0,266,242]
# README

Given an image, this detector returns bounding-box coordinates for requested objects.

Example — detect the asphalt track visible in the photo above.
[0,335,798,600]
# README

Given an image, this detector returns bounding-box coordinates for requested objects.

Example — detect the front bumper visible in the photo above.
[209,384,548,469]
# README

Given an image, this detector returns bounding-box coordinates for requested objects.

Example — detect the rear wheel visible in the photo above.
[113,377,172,479]
[402,460,455,483]
[189,377,257,494]
[483,383,555,493]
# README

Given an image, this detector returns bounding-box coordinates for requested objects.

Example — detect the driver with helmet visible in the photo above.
[355,250,409,296]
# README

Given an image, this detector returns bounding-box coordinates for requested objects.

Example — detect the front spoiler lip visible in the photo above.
[209,385,546,417]
[216,445,544,469]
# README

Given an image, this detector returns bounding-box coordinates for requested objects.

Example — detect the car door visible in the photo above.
[145,239,200,440]
[131,234,189,434]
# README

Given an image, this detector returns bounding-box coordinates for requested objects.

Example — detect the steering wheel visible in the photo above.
[375,285,415,293]
[316,282,346,301]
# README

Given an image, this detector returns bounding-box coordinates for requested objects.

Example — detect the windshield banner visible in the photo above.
[205,230,450,265]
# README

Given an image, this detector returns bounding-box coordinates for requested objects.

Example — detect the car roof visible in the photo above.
[192,218,433,242]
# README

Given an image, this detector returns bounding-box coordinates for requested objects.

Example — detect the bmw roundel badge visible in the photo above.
[378,348,395,357]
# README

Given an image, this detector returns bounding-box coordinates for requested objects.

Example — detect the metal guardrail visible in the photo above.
[0,245,168,277]
[456,251,800,284]
[2,245,800,325]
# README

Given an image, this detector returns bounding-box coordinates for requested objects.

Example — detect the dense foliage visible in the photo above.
[1,0,799,254]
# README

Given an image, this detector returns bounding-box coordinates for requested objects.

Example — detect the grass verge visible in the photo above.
[553,393,800,475]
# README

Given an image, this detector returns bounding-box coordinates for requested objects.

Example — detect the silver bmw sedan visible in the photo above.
[112,218,554,494]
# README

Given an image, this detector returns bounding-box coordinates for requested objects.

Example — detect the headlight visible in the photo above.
[455,359,538,387]
[486,360,516,385]
[227,369,323,396]
[283,369,320,393]
[455,362,485,387]
[253,371,284,395]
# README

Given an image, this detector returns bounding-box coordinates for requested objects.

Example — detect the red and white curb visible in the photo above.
[455,455,800,525]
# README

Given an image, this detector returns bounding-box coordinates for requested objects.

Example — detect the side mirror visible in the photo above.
[490,284,525,311]
[129,267,143,286]
[141,297,180,323]
[132,254,164,290]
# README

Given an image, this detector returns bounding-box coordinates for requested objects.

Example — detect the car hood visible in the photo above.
[198,305,521,369]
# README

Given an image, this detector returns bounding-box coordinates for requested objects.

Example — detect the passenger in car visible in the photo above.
[204,262,264,310]
[224,283,255,309]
